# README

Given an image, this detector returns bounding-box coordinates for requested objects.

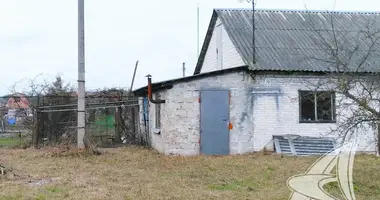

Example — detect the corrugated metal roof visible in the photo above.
[194,9,380,74]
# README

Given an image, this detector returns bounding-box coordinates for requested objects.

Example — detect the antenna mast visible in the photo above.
[197,3,200,58]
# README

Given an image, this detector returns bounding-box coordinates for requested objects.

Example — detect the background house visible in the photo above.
[3,93,32,124]
[0,98,6,132]
[133,8,380,156]
[5,93,30,109]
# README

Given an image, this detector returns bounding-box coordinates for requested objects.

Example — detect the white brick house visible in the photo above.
[133,8,380,156]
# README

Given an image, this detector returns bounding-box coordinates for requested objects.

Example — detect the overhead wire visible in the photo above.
[38,104,140,113]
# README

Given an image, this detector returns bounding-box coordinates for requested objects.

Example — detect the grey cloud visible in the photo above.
[1,0,379,95]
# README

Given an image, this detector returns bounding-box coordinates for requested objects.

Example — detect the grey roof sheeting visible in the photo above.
[193,8,380,74]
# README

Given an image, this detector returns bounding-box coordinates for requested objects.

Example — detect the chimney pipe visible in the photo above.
[182,62,186,77]
[146,74,165,104]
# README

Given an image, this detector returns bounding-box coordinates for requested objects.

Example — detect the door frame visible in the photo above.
[199,88,231,155]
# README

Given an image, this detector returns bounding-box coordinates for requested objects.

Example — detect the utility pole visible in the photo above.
[182,62,186,77]
[130,60,139,92]
[77,0,86,149]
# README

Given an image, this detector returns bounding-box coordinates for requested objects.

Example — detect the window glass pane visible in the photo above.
[300,92,315,121]
[316,92,333,121]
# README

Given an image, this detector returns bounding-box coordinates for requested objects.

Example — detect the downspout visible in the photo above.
[146,74,165,104]
[143,97,148,131]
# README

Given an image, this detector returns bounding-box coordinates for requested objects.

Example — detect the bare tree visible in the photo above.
[7,74,76,147]
[296,12,380,154]
[2,74,51,145]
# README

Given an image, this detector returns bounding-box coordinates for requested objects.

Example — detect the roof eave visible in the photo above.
[134,66,249,96]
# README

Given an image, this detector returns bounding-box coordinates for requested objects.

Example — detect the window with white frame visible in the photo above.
[299,91,336,123]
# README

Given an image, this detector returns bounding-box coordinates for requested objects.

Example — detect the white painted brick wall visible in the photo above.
[253,74,377,153]
[147,71,254,155]
[142,73,377,155]
[201,18,245,74]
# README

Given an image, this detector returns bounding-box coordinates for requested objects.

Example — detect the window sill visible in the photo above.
[299,120,336,124]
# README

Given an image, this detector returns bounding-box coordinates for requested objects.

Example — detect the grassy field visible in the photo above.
[0,147,379,200]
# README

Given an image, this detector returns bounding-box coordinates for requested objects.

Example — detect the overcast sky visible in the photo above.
[1,0,380,95]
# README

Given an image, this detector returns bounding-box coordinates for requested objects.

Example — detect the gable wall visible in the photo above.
[200,18,245,74]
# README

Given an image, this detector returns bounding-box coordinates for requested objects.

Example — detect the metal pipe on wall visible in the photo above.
[146,75,165,104]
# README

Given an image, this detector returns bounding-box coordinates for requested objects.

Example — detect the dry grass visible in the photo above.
[0,146,379,200]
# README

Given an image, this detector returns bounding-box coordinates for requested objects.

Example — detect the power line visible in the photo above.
[38,104,139,113]
[37,100,138,109]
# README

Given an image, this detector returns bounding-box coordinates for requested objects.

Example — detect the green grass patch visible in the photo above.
[0,137,22,147]
[45,186,66,193]
[33,193,47,200]
[208,179,258,191]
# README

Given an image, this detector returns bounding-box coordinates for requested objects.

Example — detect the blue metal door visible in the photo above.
[200,90,230,155]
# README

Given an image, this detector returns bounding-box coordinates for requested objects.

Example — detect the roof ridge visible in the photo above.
[214,8,380,15]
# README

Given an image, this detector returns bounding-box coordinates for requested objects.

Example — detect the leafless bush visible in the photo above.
[7,73,143,152]
[7,74,78,148]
